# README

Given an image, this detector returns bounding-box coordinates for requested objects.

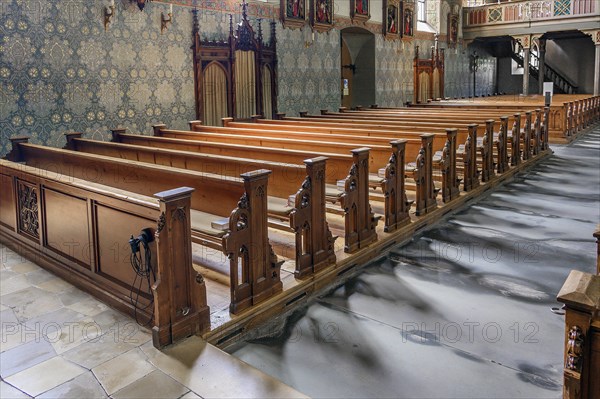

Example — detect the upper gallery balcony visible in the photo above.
[462,0,599,39]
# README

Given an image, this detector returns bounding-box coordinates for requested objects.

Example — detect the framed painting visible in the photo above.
[447,13,458,45]
[311,0,334,32]
[281,0,307,29]
[351,0,370,23]
[401,2,414,37]
[383,0,399,39]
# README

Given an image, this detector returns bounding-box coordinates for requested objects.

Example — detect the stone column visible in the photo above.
[521,36,531,96]
[585,30,600,96]
[513,35,532,96]
[595,41,600,96]
[538,39,546,95]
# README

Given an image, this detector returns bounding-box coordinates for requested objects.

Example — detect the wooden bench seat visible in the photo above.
[184,122,460,202]
[153,125,421,177]
[0,158,209,349]
[63,133,337,277]
[6,138,281,315]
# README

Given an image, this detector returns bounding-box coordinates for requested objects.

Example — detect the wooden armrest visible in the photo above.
[190,209,228,238]
[325,184,344,198]
[369,174,384,184]
[267,196,294,217]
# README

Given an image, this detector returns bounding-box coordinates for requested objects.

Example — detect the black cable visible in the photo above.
[129,235,155,327]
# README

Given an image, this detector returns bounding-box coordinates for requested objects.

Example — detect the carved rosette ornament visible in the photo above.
[156,212,167,234]
[17,180,39,239]
[565,325,584,372]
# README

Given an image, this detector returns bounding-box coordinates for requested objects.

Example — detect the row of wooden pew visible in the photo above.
[3,102,594,348]
[407,95,600,142]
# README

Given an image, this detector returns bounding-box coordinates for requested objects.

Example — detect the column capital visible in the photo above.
[583,30,600,45]
[512,34,532,49]
[532,35,546,51]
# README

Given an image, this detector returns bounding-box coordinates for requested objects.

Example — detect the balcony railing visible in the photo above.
[464,0,597,27]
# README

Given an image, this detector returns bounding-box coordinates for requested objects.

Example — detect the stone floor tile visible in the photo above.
[0,323,34,353]
[57,287,93,307]
[0,287,62,322]
[36,277,74,293]
[0,275,31,296]
[62,332,141,370]
[65,296,110,317]
[47,317,104,355]
[24,269,55,286]
[0,380,31,398]
[0,269,18,282]
[92,348,156,395]
[91,309,132,332]
[106,319,152,347]
[23,308,85,331]
[36,371,108,399]
[0,339,56,377]
[8,262,39,275]
[179,391,202,399]
[4,356,85,397]
[0,308,19,325]
[140,338,306,398]
[111,370,189,399]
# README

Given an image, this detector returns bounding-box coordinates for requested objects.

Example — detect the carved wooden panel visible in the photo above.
[192,6,277,123]
[16,179,39,241]
[0,173,16,230]
[94,202,156,299]
[43,188,91,267]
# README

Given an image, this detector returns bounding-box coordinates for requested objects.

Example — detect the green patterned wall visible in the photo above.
[0,0,490,156]
[0,0,196,156]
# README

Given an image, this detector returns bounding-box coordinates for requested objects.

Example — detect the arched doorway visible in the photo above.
[341,27,376,109]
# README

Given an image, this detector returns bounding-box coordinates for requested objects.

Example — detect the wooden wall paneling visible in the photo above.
[0,173,16,230]
[42,187,91,267]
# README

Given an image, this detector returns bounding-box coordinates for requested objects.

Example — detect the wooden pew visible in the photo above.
[410,94,599,141]
[316,108,538,155]
[274,113,516,189]
[5,138,281,314]
[218,118,472,199]
[300,110,509,134]
[344,106,550,154]
[155,123,454,211]
[110,130,398,253]
[0,155,209,349]
[414,134,438,215]
[557,270,600,399]
[340,148,378,252]
[198,120,462,197]
[219,118,459,182]
[291,110,515,155]
[63,132,337,278]
[152,124,417,176]
[510,114,522,167]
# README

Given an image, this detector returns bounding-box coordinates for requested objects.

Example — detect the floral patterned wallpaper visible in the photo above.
[0,0,196,156]
[0,0,495,156]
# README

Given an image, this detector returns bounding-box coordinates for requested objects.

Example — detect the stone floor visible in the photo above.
[229,127,600,398]
[0,257,304,396]
[1,127,598,398]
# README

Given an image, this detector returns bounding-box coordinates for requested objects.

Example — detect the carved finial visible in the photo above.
[242,0,248,20]
[192,7,199,36]
[270,21,277,46]
[257,18,263,42]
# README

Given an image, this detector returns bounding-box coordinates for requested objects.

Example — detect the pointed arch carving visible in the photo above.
[192,6,278,124]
